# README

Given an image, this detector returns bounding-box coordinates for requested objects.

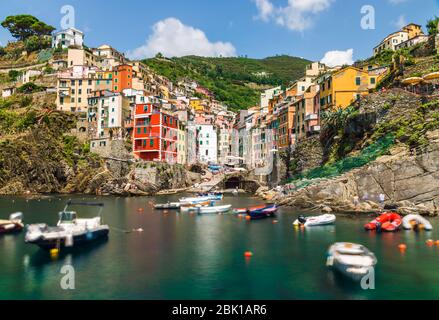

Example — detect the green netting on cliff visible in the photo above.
[287,134,395,189]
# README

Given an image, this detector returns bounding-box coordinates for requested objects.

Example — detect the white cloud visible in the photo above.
[253,0,275,21]
[320,49,354,67]
[253,0,334,31]
[127,18,236,59]
[394,15,407,29]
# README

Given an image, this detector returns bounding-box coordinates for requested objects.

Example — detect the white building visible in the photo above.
[88,91,130,140]
[197,124,218,164]
[52,28,84,49]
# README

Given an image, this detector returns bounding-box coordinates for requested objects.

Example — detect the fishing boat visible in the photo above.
[0,212,24,234]
[293,214,336,227]
[402,214,433,231]
[181,204,232,214]
[247,205,278,220]
[365,212,402,232]
[154,202,181,210]
[25,201,109,250]
[326,242,377,282]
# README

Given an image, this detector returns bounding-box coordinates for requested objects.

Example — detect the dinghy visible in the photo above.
[25,201,109,250]
[0,212,24,234]
[327,242,377,282]
[181,204,232,214]
[293,214,336,227]
[197,192,224,201]
[402,214,433,231]
[179,196,212,205]
[365,212,402,232]
[154,202,181,210]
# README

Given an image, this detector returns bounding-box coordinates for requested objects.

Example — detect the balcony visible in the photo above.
[305,113,318,121]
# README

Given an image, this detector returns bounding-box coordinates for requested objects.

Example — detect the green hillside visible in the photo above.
[143,55,311,111]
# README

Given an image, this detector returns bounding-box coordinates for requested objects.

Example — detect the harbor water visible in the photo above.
[1,194,439,300]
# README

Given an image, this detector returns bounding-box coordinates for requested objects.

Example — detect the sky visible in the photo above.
[0,0,438,66]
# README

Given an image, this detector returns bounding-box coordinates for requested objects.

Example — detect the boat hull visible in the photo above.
[0,222,24,235]
[26,228,110,250]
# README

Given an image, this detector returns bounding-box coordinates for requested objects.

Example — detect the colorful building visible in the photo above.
[133,103,178,163]
[112,64,133,93]
[318,66,373,110]
[294,84,320,142]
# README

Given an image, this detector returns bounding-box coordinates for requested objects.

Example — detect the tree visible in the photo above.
[1,15,55,40]
[427,16,439,35]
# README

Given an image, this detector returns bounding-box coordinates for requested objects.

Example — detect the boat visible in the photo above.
[233,205,267,214]
[402,214,433,231]
[293,214,336,227]
[247,205,278,220]
[181,204,232,214]
[25,201,109,250]
[179,196,212,205]
[364,212,402,232]
[196,192,224,201]
[0,212,24,234]
[154,202,181,210]
[326,242,377,282]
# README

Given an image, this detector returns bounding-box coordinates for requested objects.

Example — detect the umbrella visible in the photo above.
[401,77,424,85]
[423,72,439,81]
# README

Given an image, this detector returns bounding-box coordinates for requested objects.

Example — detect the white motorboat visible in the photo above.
[25,201,109,250]
[0,212,24,234]
[293,214,336,227]
[402,214,433,231]
[326,242,377,282]
[179,196,212,205]
[181,204,232,214]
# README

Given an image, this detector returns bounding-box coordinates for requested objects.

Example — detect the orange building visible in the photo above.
[277,102,296,150]
[112,64,133,93]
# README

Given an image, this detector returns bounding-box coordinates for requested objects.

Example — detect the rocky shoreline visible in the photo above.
[257,135,439,217]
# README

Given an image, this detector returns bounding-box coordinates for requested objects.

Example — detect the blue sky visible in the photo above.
[0,0,437,64]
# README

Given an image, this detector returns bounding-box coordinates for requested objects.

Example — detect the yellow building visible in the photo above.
[189,98,203,112]
[318,66,376,110]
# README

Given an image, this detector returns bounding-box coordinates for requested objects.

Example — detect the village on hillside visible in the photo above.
[1,17,438,178]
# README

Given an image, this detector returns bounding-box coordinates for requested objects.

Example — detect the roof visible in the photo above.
[54,27,84,35]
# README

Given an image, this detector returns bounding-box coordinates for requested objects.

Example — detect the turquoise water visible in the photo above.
[0,195,439,300]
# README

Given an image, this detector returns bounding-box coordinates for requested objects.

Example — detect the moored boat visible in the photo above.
[402,214,433,231]
[196,192,224,201]
[181,204,232,214]
[293,214,336,227]
[0,212,24,234]
[247,205,278,220]
[25,201,109,250]
[154,202,181,210]
[326,242,377,282]
[365,212,402,232]
[233,205,267,215]
[179,196,212,205]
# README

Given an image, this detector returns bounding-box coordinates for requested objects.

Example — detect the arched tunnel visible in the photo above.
[220,175,261,194]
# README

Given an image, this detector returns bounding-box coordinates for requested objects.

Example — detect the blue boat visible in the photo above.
[247,204,278,220]
[197,192,223,201]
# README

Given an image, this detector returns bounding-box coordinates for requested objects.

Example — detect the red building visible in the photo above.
[133,103,178,163]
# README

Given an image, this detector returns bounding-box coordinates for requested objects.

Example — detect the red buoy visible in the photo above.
[244,251,253,258]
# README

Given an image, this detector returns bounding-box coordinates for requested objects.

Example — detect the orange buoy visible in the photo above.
[426,239,434,247]
[272,220,279,224]
[137,208,144,212]
[244,251,253,258]
[398,244,407,251]
[435,240,439,246]
[163,210,169,214]
[245,215,251,221]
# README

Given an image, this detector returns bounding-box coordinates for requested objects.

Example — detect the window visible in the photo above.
[78,98,82,103]
[60,97,64,105]
[355,77,361,86]
[144,127,147,134]
[78,80,82,86]
[137,128,141,134]
[115,79,118,83]
[111,118,114,124]
[114,86,118,91]
[71,80,75,85]
[88,80,92,86]
[78,89,82,94]
[150,139,154,147]
[206,150,209,156]
[97,80,100,85]
[71,97,75,103]
[370,77,376,85]
[143,140,146,147]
